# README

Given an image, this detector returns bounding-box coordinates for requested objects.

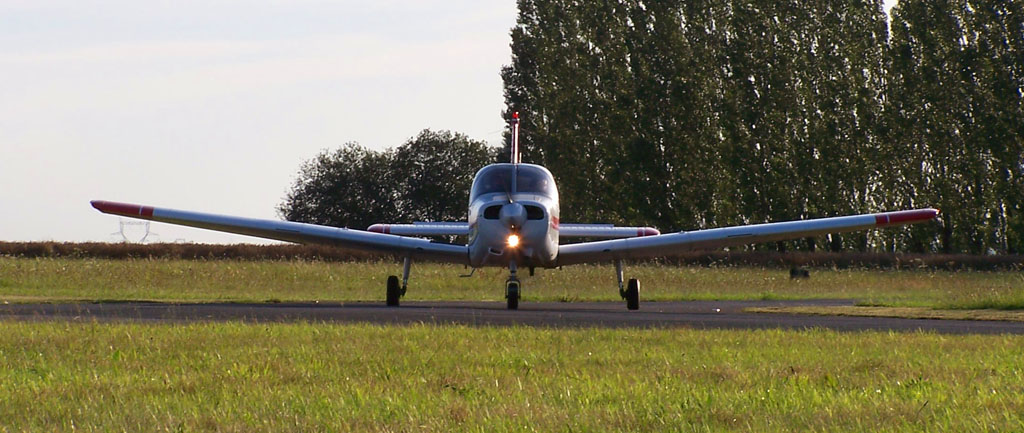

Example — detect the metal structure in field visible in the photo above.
[92,113,938,310]
[111,219,157,244]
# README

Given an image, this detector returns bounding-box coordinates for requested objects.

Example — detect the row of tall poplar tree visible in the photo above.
[501,0,1024,254]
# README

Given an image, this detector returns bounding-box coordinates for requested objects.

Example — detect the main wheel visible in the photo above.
[386,275,401,307]
[625,278,640,310]
[506,279,520,310]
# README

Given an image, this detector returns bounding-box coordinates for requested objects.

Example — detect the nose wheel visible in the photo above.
[505,260,521,310]
[505,277,520,310]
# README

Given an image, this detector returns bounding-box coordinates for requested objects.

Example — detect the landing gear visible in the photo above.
[624,278,640,310]
[506,260,521,310]
[616,259,640,310]
[386,276,401,306]
[385,257,412,307]
[506,277,520,310]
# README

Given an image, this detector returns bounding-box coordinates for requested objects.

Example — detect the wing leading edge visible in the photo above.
[556,209,939,266]
[559,224,660,238]
[90,200,469,264]
[366,222,659,239]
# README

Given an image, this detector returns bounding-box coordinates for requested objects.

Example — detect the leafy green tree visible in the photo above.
[501,0,1021,254]
[711,0,888,251]
[278,143,398,229]
[279,130,499,229]
[391,130,502,222]
[501,0,543,165]
[967,0,1024,253]
[619,0,728,232]
[886,0,1022,254]
[787,0,889,251]
[502,0,612,224]
[503,0,728,229]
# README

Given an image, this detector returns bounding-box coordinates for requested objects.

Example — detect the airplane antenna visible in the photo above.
[510,111,520,164]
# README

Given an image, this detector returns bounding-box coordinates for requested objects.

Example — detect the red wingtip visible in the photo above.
[91,200,117,213]
[874,208,939,227]
[367,224,390,234]
[91,200,154,218]
[637,227,660,237]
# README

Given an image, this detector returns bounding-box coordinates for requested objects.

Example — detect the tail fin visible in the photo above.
[509,112,521,164]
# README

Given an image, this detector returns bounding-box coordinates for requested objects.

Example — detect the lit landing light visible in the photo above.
[507,234,521,248]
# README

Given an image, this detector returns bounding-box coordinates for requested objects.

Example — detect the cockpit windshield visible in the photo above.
[470,164,557,200]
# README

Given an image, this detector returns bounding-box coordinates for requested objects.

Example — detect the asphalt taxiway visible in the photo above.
[1,299,1023,334]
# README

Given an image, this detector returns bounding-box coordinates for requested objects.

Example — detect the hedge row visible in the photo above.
[2,242,1021,271]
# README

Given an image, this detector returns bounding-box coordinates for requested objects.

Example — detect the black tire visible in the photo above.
[506,279,520,310]
[386,275,401,307]
[625,278,640,310]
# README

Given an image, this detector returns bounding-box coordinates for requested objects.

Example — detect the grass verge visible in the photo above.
[1,321,1023,432]
[3,256,1024,309]
[747,306,1024,322]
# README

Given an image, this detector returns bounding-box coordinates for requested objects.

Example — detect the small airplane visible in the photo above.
[92,113,939,310]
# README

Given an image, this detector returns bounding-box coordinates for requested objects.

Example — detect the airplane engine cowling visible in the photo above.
[499,203,527,229]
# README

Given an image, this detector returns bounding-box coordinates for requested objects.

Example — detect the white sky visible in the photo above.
[1,1,518,243]
[1,1,899,244]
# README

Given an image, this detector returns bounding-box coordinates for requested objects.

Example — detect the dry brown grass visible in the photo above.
[0,241,383,261]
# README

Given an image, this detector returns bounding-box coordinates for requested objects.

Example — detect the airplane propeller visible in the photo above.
[499,164,526,231]
[499,202,527,230]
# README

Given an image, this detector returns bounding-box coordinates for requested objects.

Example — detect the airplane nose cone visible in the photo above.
[499,202,527,229]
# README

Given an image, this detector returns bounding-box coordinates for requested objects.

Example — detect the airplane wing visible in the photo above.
[559,224,660,238]
[556,209,939,266]
[367,222,469,236]
[367,222,660,239]
[91,201,469,264]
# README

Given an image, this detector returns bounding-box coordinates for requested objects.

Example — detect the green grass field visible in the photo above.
[1,322,1023,432]
[2,257,1024,431]
[1,256,1022,309]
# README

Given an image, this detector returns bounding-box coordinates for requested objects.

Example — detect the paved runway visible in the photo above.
[2,300,1023,334]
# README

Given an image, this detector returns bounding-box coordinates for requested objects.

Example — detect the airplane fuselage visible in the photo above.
[467,163,560,268]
